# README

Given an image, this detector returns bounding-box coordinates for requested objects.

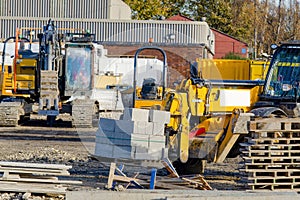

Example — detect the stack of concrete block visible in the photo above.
[94,108,170,160]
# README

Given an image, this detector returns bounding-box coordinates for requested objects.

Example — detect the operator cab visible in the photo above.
[263,42,300,98]
[64,33,95,97]
[258,41,300,116]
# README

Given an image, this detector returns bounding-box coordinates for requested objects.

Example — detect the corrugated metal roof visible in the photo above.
[0,18,214,48]
[0,0,109,19]
[0,0,215,54]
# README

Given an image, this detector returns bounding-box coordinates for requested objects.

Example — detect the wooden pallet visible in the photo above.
[0,162,81,194]
[241,117,300,191]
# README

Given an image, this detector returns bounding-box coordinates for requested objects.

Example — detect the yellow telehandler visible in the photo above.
[162,41,300,179]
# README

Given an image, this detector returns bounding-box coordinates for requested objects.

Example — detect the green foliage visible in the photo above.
[123,0,185,20]
[222,52,247,60]
[123,0,300,56]
[184,0,234,34]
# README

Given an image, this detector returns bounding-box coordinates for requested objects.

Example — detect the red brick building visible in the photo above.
[211,28,248,59]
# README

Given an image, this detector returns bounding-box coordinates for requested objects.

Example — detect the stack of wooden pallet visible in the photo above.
[0,161,82,194]
[240,117,300,191]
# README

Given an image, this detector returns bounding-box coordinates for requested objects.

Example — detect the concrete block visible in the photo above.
[113,132,149,147]
[113,132,130,146]
[143,121,154,134]
[113,145,133,159]
[94,143,113,158]
[149,109,170,123]
[148,135,166,151]
[115,120,134,133]
[115,120,152,134]
[133,121,153,134]
[123,108,149,122]
[152,122,165,136]
[131,134,149,148]
[133,146,150,160]
[95,130,114,145]
[99,118,116,132]
[148,148,169,160]
[132,121,153,134]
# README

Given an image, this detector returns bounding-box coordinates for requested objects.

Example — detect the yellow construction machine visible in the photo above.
[162,61,264,173]
[132,46,168,109]
[161,41,300,176]
[0,20,123,127]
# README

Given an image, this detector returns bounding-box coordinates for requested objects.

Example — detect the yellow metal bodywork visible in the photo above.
[163,69,264,164]
[134,86,166,109]
[161,91,190,162]
[196,59,269,81]
[0,58,37,97]
[184,79,262,116]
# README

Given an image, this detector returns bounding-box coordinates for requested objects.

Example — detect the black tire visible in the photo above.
[172,158,206,175]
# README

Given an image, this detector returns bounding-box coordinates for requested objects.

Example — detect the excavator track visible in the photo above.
[240,117,300,191]
[71,99,96,128]
[0,102,23,127]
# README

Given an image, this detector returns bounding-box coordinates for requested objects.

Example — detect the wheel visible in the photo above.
[172,158,206,175]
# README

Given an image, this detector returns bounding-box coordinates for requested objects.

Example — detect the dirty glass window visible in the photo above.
[66,47,91,89]
[264,47,300,97]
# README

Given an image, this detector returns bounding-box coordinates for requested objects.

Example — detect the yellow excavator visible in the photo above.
[0,20,123,127]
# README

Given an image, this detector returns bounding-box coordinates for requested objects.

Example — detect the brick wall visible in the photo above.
[103,44,205,87]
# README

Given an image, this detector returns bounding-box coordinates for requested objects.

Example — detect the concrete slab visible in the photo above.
[99,118,116,132]
[149,109,170,123]
[66,190,299,200]
[123,108,149,122]
[152,122,165,135]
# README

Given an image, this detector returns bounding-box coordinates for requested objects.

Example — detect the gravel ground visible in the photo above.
[0,124,248,199]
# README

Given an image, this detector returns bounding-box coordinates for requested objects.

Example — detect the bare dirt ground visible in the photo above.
[0,120,248,199]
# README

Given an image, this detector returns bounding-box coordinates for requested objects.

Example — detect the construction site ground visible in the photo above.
[0,119,298,200]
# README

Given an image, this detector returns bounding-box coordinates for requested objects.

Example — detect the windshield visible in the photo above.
[264,46,300,98]
[65,46,92,90]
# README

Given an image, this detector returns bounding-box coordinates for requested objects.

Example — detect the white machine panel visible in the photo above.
[220,89,250,107]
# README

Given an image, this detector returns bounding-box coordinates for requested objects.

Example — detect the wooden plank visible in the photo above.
[161,158,179,178]
[0,177,82,185]
[0,181,67,194]
[107,162,116,189]
[154,181,194,190]
[242,155,300,159]
[0,162,72,170]
[247,176,300,180]
[181,177,207,190]
[111,175,141,184]
[0,168,70,176]
[198,176,213,190]
[248,182,300,186]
